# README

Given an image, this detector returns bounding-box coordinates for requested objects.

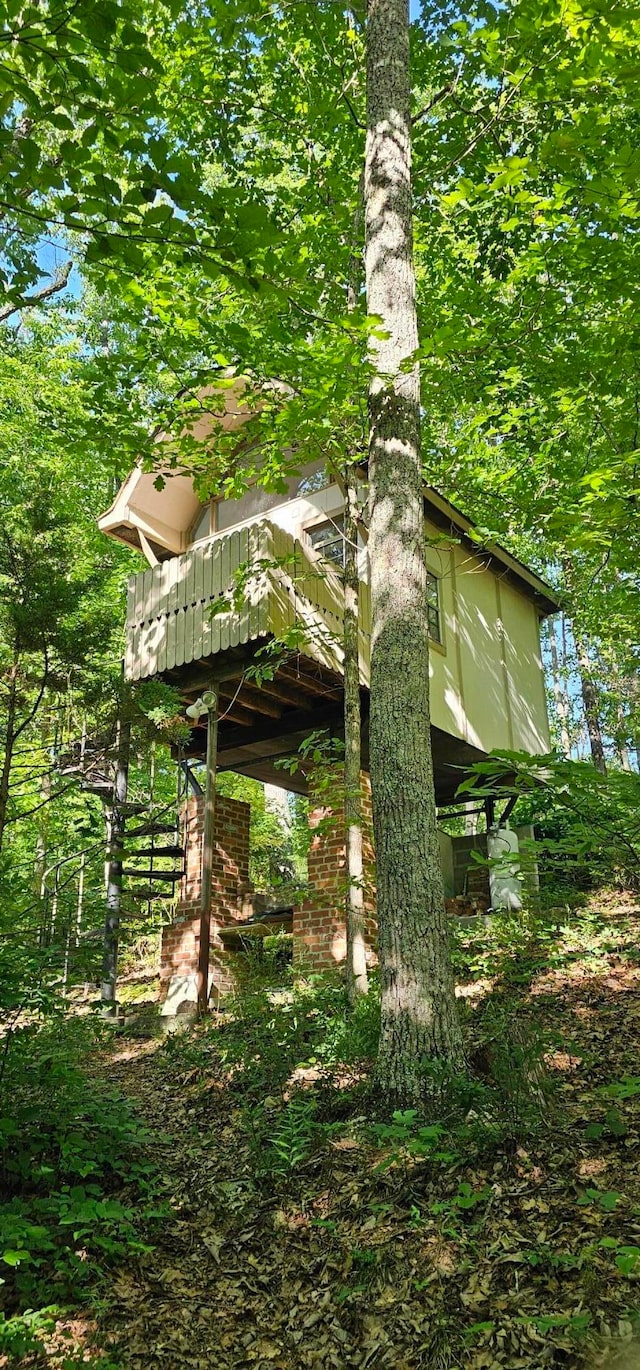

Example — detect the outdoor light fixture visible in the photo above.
[185,697,206,721]
[185,690,217,722]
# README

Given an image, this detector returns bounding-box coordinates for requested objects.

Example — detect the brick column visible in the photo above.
[293,773,377,972]
[160,794,252,998]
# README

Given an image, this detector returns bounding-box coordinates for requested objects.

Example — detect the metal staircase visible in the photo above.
[56,739,185,917]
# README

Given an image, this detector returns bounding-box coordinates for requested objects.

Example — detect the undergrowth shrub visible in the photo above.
[176,969,381,1103]
[466,996,557,1140]
[253,1092,320,1177]
[0,1016,167,1359]
[160,965,381,1184]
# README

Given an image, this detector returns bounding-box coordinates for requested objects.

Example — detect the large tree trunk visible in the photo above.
[574,633,607,774]
[364,0,464,1104]
[343,472,369,1003]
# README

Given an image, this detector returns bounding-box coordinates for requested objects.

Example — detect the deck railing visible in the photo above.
[124,519,371,684]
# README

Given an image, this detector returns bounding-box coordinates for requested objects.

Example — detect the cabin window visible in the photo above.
[296,461,332,495]
[306,517,345,567]
[190,502,214,543]
[427,571,441,643]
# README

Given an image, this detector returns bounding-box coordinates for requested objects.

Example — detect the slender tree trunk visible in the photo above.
[34,714,51,944]
[101,716,130,1014]
[344,474,369,1003]
[365,0,464,1103]
[75,852,86,946]
[342,175,369,1003]
[612,691,631,771]
[464,802,478,836]
[574,633,606,774]
[0,649,20,854]
[197,692,218,1016]
[548,620,571,755]
[618,742,632,772]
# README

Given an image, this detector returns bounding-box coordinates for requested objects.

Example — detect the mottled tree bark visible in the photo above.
[548,619,571,756]
[343,474,369,1003]
[574,634,607,774]
[365,0,464,1103]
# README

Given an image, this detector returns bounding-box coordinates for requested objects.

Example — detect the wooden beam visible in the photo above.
[254,675,315,710]
[234,681,282,719]
[216,701,344,757]
[216,693,258,728]
[277,663,342,698]
[169,649,267,697]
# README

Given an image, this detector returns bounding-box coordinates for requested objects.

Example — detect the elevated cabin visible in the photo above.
[99,389,558,996]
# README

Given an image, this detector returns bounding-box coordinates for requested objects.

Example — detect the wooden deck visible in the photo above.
[124,520,371,687]
[123,517,496,800]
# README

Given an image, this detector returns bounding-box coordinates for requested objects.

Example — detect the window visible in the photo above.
[306,517,345,567]
[296,461,331,495]
[190,503,214,543]
[427,571,441,644]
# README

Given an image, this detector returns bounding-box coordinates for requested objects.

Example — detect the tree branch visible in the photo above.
[0,259,73,321]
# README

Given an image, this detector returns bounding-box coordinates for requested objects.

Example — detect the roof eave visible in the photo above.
[424,488,560,617]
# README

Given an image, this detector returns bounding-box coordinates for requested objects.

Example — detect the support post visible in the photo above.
[197,690,218,1016]
[101,716,130,1015]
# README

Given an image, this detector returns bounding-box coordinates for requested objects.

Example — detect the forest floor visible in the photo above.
[23,894,640,1370]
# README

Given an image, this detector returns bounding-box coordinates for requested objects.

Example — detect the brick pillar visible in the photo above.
[293,773,377,972]
[160,794,252,999]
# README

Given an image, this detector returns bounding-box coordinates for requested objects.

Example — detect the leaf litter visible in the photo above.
[57,899,640,1369]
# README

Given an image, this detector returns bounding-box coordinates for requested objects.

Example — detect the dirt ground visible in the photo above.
[53,896,640,1369]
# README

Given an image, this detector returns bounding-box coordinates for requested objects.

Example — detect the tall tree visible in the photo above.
[365,0,463,1102]
[343,467,369,1003]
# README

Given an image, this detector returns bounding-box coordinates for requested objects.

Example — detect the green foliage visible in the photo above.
[601,1077,640,1102]
[579,1189,622,1214]
[259,1093,319,1178]
[598,1241,640,1277]
[160,969,379,1188]
[370,1111,452,1171]
[459,752,640,893]
[0,1018,166,1330]
[134,679,191,745]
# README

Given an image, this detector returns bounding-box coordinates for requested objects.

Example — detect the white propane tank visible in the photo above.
[487,826,523,912]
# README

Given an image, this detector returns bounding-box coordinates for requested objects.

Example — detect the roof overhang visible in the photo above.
[98,378,260,560]
[98,382,560,616]
[97,467,200,560]
[424,487,560,617]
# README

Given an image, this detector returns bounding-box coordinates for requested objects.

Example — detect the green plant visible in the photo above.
[0,1307,61,1361]
[599,1239,640,1276]
[468,997,557,1141]
[0,1017,167,1325]
[602,1077,640,1101]
[259,1093,319,1177]
[431,1181,492,1228]
[578,1188,623,1213]
[371,1109,453,1171]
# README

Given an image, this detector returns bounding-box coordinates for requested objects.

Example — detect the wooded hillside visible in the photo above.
[0,0,639,1365]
